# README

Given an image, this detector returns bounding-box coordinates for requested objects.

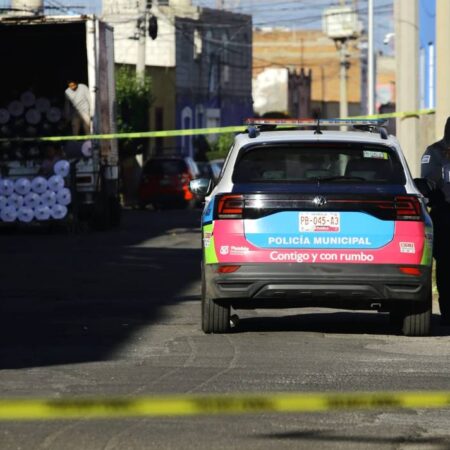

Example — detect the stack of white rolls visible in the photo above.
[0,160,72,222]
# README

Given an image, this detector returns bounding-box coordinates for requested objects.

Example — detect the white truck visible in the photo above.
[0,14,120,229]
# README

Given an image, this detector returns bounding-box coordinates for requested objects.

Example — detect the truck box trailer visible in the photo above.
[0,14,120,229]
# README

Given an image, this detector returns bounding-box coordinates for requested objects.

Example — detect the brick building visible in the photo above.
[253,28,363,118]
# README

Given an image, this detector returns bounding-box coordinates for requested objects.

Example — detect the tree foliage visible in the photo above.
[115,66,154,156]
[208,133,234,160]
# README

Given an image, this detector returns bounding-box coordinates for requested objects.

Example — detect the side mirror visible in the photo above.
[189,178,212,197]
[413,177,435,198]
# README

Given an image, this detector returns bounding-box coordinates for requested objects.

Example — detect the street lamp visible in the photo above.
[136,0,158,80]
[322,6,360,119]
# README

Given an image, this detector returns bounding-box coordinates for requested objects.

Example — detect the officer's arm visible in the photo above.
[421,147,441,183]
[421,147,443,204]
[83,84,92,112]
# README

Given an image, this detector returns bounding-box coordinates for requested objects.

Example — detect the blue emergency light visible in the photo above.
[245,118,388,139]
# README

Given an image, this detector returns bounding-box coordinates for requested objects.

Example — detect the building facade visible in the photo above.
[174,7,253,156]
[252,28,363,118]
[103,0,253,158]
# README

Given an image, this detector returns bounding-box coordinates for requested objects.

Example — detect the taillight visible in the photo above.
[367,196,422,220]
[394,196,421,220]
[399,267,421,276]
[217,194,244,219]
[217,265,241,274]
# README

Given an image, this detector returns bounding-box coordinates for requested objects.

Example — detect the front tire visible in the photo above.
[201,267,230,333]
[400,291,432,336]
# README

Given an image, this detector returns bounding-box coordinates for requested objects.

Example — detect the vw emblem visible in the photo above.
[313,196,327,207]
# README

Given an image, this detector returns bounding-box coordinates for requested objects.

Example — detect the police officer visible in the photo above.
[421,117,450,325]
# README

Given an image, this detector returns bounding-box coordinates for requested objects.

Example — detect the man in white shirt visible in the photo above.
[64,79,91,135]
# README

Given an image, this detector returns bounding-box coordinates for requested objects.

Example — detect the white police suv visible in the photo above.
[190,119,433,336]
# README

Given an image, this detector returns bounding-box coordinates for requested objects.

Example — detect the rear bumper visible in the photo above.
[204,263,432,310]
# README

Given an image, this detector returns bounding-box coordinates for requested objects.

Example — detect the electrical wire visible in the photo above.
[99,2,389,70]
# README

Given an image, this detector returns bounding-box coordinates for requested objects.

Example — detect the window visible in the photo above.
[195,104,204,128]
[222,64,230,84]
[233,143,405,184]
[206,108,221,143]
[194,29,202,60]
[181,106,193,155]
[221,31,229,64]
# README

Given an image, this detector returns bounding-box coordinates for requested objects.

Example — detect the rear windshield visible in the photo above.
[233,143,406,184]
[144,159,187,176]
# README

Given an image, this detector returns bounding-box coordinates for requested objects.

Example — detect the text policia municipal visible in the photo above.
[267,236,372,246]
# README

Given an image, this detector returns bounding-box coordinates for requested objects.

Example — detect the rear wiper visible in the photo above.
[313,175,366,182]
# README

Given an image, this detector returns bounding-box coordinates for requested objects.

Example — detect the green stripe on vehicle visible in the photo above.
[203,223,218,264]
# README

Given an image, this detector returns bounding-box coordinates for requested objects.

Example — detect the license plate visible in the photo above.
[299,212,340,232]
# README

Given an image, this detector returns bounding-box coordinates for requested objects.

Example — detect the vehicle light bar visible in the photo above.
[245,118,387,127]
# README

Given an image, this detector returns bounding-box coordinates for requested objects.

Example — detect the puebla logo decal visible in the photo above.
[220,246,230,255]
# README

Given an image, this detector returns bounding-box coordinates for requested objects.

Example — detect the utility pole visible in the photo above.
[435,0,450,139]
[367,0,375,115]
[323,4,358,120]
[338,41,349,119]
[394,0,419,176]
[136,0,148,80]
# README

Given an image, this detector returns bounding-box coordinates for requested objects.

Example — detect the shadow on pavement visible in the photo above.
[234,311,450,336]
[0,209,202,369]
[255,430,450,447]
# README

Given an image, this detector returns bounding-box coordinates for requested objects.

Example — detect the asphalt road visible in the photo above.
[1,209,450,450]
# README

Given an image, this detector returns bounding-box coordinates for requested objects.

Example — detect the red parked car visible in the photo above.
[138,156,200,209]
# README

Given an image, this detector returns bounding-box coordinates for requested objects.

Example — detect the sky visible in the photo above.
[194,0,394,53]
[84,0,393,53]
[1,0,394,52]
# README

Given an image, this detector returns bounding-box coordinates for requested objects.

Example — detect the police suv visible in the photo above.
[190,119,433,336]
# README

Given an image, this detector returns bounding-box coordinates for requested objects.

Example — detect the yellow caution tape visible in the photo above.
[0,125,246,143]
[353,108,435,120]
[0,391,449,421]
[42,125,247,142]
[0,108,436,143]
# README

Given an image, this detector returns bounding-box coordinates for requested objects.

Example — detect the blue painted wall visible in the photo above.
[419,0,436,109]
[175,95,253,158]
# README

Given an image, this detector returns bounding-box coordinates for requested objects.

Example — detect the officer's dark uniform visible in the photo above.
[421,117,450,324]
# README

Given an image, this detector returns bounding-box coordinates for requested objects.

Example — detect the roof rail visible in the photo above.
[245,118,389,140]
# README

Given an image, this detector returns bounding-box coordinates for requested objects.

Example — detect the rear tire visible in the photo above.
[389,310,403,330]
[400,291,432,336]
[202,295,230,334]
[201,267,230,333]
